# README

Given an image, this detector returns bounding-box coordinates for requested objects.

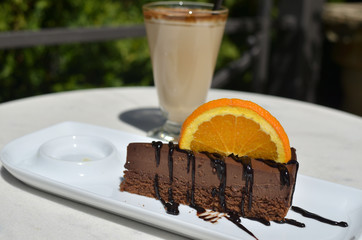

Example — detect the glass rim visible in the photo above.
[143,1,228,14]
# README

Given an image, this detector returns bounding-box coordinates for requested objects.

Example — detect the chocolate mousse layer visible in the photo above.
[120,142,298,221]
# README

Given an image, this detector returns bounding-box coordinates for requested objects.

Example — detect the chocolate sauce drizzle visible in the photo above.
[150,142,349,238]
[175,146,199,209]
[151,141,163,167]
[152,141,179,215]
[226,211,259,240]
[292,206,348,227]
[288,159,299,205]
[257,159,291,186]
[231,155,254,216]
[274,218,306,227]
[153,174,179,215]
[168,142,174,184]
[203,152,227,211]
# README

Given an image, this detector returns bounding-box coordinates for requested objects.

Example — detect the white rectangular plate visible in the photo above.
[1,122,361,240]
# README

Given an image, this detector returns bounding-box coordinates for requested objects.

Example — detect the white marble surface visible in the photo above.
[0,87,361,240]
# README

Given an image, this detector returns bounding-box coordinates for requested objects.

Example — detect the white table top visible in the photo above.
[0,87,361,240]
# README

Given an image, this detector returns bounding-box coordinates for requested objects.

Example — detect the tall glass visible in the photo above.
[143,1,228,141]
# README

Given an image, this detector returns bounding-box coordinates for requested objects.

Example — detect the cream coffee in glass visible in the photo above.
[143,1,228,141]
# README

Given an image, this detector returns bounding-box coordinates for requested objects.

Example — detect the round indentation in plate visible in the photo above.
[39,135,114,163]
[38,135,120,181]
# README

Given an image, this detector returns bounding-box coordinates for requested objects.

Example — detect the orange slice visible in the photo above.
[178,98,291,163]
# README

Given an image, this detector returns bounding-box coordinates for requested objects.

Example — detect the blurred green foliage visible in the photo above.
[0,0,257,103]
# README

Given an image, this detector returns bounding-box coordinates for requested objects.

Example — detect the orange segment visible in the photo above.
[178,98,291,163]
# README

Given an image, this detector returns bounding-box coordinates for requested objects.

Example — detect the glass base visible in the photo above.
[147,120,181,142]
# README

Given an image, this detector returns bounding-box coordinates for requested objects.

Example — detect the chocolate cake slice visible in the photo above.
[120,142,298,221]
